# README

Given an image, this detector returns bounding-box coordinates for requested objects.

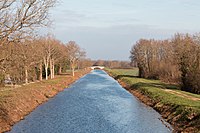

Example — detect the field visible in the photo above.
[106,68,200,132]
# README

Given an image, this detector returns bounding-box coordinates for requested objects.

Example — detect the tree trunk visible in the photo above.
[138,65,145,78]
[25,66,28,84]
[43,57,49,80]
[50,58,53,79]
[72,67,75,77]
[52,59,55,78]
[71,60,76,77]
[39,62,43,81]
[45,66,48,80]
[58,65,62,75]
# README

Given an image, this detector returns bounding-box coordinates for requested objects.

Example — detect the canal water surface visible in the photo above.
[8,70,172,133]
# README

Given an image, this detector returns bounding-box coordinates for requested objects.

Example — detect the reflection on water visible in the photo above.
[8,70,172,133]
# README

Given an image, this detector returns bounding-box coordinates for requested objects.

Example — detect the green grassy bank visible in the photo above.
[106,68,200,133]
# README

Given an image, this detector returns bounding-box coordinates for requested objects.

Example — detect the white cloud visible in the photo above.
[51,24,187,60]
[46,0,200,60]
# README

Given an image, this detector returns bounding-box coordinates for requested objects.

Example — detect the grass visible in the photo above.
[106,68,200,131]
[0,69,87,100]
[106,68,200,113]
[0,75,69,100]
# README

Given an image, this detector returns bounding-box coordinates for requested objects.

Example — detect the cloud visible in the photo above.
[51,24,181,60]
[47,0,200,60]
[51,9,88,23]
[176,0,200,6]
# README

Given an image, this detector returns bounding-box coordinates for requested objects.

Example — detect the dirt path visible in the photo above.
[164,89,200,101]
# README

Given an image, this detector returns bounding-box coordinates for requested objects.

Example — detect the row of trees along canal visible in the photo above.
[130,33,200,94]
[0,0,90,85]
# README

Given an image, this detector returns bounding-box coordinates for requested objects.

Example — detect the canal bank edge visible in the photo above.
[0,69,90,133]
[105,69,200,133]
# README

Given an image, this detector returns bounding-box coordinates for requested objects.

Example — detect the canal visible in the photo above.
[8,70,172,133]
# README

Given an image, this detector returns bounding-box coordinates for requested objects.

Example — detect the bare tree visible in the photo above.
[35,35,65,80]
[0,0,56,44]
[78,58,93,69]
[130,33,200,94]
[0,36,89,86]
[172,33,200,93]
[0,0,57,83]
[66,41,86,76]
[49,39,64,79]
[15,40,38,84]
[57,44,69,74]
[38,36,51,80]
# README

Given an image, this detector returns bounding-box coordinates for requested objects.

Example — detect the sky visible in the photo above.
[45,0,200,61]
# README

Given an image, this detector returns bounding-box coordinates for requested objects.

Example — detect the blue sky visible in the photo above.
[47,0,200,60]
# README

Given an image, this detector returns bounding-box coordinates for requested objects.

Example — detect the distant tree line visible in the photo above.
[93,60,132,69]
[130,33,200,94]
[0,0,89,85]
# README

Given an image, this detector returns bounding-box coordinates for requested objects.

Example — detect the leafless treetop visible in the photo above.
[0,0,56,43]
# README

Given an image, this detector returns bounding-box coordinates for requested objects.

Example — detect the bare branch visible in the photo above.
[0,0,56,43]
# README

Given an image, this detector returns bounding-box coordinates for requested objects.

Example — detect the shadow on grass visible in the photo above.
[114,75,138,80]
[130,82,179,90]
[115,75,179,90]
